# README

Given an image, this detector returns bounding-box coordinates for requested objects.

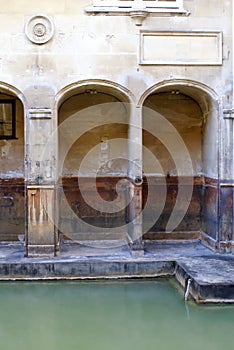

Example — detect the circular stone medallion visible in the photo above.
[25,14,54,44]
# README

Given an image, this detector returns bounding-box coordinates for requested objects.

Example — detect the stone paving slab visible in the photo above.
[144,240,214,259]
[0,240,214,262]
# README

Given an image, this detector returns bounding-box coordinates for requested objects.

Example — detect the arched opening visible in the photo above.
[0,88,25,241]
[142,83,218,244]
[57,83,132,249]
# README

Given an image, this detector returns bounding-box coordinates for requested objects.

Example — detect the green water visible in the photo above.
[0,280,233,350]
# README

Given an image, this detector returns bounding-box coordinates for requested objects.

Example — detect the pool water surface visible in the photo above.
[0,279,233,350]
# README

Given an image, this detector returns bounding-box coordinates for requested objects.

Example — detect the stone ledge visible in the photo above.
[175,258,234,303]
[85,7,189,16]
[0,259,174,280]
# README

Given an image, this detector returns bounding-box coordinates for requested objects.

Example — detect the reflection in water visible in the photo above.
[0,280,233,350]
[185,302,191,321]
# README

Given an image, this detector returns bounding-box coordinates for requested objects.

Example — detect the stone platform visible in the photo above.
[0,240,234,304]
[175,257,234,303]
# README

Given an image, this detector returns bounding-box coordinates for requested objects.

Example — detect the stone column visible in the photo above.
[218,11,234,253]
[128,105,144,256]
[219,109,234,253]
[25,108,57,257]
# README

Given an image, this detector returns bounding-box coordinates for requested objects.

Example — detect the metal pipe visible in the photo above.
[184,278,192,301]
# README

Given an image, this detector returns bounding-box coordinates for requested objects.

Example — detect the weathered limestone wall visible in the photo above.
[143,92,203,176]
[59,92,129,176]
[0,0,232,253]
[59,176,128,240]
[58,91,129,239]
[0,1,231,104]
[0,178,24,240]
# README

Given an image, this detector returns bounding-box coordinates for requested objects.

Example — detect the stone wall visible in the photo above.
[0,0,232,255]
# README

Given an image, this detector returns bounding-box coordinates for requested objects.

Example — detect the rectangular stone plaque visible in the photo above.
[140,31,222,65]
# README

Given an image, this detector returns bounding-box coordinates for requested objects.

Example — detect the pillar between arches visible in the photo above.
[128,105,144,256]
[25,107,57,257]
[218,111,234,253]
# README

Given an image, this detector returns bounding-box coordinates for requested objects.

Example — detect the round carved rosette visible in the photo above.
[25,14,54,44]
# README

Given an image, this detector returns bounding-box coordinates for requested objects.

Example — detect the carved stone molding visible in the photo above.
[223,108,234,118]
[25,14,54,44]
[130,11,148,26]
[29,108,52,119]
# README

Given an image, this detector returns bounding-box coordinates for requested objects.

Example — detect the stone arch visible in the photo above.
[55,79,136,110]
[55,80,135,245]
[0,82,26,107]
[138,79,219,110]
[139,79,220,177]
[139,79,220,245]
[0,82,26,242]
[56,79,135,176]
